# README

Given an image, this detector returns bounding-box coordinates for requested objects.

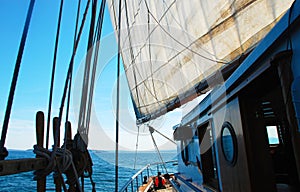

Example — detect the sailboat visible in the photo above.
[107,0,300,191]
[0,0,300,191]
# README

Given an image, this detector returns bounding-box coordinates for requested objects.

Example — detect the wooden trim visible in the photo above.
[0,158,47,176]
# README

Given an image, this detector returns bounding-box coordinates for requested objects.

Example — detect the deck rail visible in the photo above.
[119,160,178,192]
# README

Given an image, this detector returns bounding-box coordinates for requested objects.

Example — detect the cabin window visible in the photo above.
[181,140,190,165]
[266,125,280,145]
[221,122,237,165]
[198,122,219,189]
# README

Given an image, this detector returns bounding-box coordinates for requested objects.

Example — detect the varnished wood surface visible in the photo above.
[0,157,47,176]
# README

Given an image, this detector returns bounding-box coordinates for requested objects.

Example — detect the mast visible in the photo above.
[115,0,122,190]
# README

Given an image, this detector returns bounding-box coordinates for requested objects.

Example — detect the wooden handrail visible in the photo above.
[0,157,47,176]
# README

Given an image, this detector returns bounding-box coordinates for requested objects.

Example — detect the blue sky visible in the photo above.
[0,1,182,151]
[0,0,113,149]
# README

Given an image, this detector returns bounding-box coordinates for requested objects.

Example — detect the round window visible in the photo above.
[221,122,237,165]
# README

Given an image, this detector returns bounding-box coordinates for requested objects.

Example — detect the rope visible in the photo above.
[89,175,96,192]
[63,0,81,166]
[85,0,106,137]
[33,145,72,178]
[73,1,106,190]
[33,145,84,192]
[115,0,122,191]
[71,161,83,192]
[133,125,140,170]
[46,0,64,150]
[44,0,91,182]
[54,0,91,154]
[78,0,97,136]
[149,126,176,145]
[55,165,68,192]
[81,174,84,192]
[149,127,168,174]
[93,0,105,44]
[0,0,35,160]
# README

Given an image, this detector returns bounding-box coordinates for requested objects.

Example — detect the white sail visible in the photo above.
[107,0,294,122]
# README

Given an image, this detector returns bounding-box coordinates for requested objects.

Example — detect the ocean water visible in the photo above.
[0,150,177,191]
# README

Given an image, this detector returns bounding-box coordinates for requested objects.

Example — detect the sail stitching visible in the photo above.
[122,1,232,108]
[146,1,161,106]
[124,0,142,111]
[125,0,228,71]
[113,0,159,114]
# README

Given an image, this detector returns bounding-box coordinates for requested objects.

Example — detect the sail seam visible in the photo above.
[124,0,142,111]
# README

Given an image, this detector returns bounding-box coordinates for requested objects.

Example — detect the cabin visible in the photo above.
[173,1,300,191]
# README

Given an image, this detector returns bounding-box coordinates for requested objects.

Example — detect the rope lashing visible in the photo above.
[33,145,73,179]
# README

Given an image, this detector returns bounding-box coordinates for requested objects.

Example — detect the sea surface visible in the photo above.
[0,150,178,191]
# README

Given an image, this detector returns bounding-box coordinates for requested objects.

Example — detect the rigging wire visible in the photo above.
[75,0,98,190]
[51,0,90,188]
[63,0,105,189]
[55,165,68,192]
[115,0,122,190]
[62,0,81,174]
[53,0,91,154]
[133,125,140,170]
[52,0,91,154]
[78,0,98,136]
[93,0,106,44]
[148,126,176,145]
[41,2,91,191]
[149,126,168,174]
[65,0,81,134]
[46,0,65,150]
[85,0,106,138]
[0,0,36,160]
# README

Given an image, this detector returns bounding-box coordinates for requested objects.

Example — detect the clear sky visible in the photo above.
[0,0,191,151]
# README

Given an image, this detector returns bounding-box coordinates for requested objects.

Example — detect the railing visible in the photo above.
[169,178,183,192]
[175,173,216,192]
[175,173,203,192]
[119,160,178,192]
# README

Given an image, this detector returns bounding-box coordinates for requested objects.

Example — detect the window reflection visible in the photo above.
[266,126,280,145]
[221,122,237,165]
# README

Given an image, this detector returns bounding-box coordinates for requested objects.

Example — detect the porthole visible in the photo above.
[221,122,237,165]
